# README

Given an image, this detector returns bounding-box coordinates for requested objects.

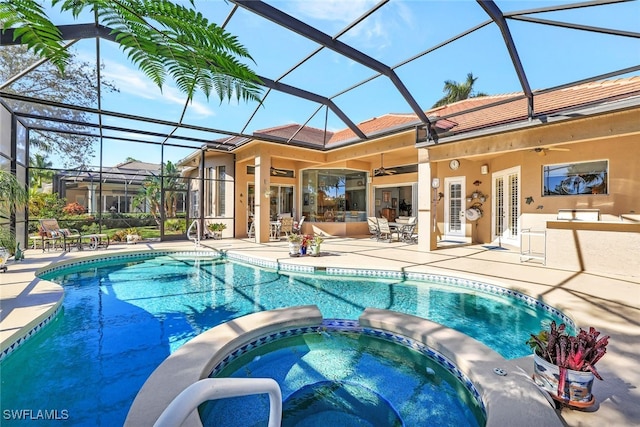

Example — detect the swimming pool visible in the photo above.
[1,252,569,426]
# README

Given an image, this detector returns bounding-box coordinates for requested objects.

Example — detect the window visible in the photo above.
[217,166,226,216]
[302,169,367,222]
[543,160,608,196]
[191,190,199,218]
[208,166,227,217]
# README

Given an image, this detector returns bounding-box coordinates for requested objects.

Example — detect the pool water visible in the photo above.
[1,255,564,426]
[201,331,484,427]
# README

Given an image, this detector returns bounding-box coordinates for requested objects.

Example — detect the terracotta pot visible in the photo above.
[532,354,595,407]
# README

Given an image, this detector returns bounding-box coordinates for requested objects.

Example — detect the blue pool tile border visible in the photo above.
[209,319,486,417]
[0,305,61,363]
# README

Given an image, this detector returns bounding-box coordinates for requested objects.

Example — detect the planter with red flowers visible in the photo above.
[527,321,609,408]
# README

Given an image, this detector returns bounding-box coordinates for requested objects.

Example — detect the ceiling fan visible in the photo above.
[531,147,570,156]
[374,153,396,176]
[270,167,288,175]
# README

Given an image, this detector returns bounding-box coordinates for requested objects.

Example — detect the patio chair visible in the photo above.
[377,217,393,242]
[279,217,294,238]
[367,217,379,239]
[38,219,82,252]
[293,216,305,234]
[399,223,417,243]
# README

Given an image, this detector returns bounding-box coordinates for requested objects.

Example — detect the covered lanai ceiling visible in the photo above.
[1,0,639,162]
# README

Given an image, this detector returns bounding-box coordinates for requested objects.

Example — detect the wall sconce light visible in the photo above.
[525,196,534,205]
[264,190,272,199]
[481,164,489,175]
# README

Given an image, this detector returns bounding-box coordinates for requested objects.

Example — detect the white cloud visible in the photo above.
[292,0,375,24]
[101,60,215,117]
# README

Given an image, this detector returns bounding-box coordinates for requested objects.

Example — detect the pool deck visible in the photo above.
[1,237,639,426]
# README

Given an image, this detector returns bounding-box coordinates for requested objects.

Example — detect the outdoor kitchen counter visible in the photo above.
[545,220,640,276]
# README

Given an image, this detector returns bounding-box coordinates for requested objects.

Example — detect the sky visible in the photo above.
[11,0,640,168]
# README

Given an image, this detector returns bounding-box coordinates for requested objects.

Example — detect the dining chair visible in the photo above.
[279,217,294,238]
[377,217,393,242]
[293,216,305,234]
[367,217,379,239]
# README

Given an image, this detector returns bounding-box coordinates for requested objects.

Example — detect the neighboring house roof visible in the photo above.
[60,161,161,184]
[239,76,640,148]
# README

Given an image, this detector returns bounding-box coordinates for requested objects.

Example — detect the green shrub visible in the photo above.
[112,227,141,242]
[165,219,185,232]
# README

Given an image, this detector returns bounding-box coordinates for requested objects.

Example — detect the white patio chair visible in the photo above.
[367,217,379,239]
[377,217,393,242]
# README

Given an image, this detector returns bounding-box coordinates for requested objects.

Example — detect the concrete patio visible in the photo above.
[1,237,638,426]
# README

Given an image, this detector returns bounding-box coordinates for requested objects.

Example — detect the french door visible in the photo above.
[492,167,520,246]
[444,176,465,240]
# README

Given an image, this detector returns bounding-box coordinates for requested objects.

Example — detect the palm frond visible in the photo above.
[6,0,262,103]
[0,0,70,71]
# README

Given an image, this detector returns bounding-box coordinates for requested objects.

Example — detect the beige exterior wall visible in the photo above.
[181,105,639,276]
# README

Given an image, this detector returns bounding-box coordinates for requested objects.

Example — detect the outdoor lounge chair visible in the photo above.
[38,219,82,252]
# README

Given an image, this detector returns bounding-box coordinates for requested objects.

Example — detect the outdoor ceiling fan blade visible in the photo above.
[270,167,287,175]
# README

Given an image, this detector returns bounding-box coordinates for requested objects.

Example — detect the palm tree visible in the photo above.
[0,169,28,220]
[132,161,184,222]
[432,72,488,108]
[0,169,29,254]
[29,153,54,190]
[1,1,262,103]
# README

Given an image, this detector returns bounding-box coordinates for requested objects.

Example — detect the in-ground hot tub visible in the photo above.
[126,306,562,427]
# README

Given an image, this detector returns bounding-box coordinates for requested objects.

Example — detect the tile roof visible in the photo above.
[253,123,332,146]
[241,77,640,148]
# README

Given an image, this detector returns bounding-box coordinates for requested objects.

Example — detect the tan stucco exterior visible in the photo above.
[181,104,639,277]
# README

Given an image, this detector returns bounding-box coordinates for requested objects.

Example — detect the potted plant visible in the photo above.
[527,321,609,407]
[207,222,227,240]
[287,233,302,256]
[309,235,324,256]
[300,234,314,255]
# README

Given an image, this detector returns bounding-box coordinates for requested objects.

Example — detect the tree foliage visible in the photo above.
[432,72,488,108]
[0,169,29,220]
[0,46,119,167]
[27,191,66,219]
[0,0,263,103]
[132,160,184,223]
[29,152,54,189]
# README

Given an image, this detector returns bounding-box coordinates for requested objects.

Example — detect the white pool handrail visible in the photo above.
[187,219,200,248]
[153,378,282,427]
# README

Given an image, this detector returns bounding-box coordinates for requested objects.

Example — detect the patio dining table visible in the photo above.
[389,222,417,243]
[269,221,281,241]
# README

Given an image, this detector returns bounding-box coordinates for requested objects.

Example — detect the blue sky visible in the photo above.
[37,1,640,167]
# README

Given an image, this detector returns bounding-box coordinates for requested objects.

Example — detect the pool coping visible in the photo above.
[126,306,562,427]
[125,305,324,427]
